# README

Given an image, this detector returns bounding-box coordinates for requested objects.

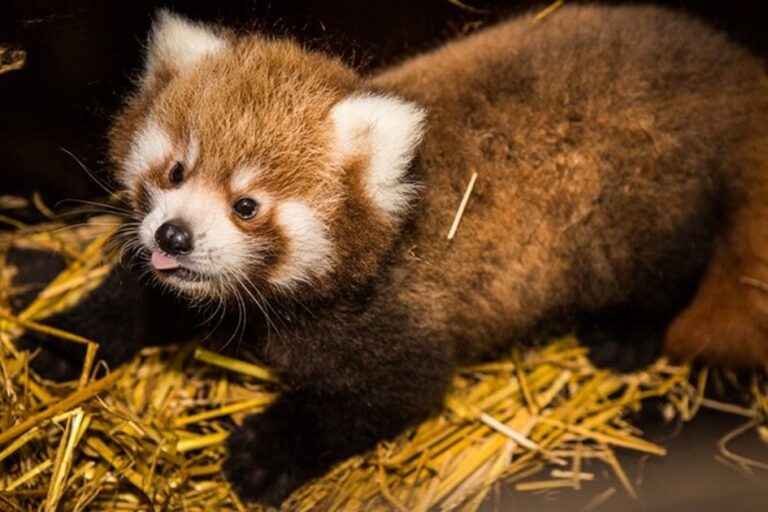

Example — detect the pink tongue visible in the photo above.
[151,250,181,270]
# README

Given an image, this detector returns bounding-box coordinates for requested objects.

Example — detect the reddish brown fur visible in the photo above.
[666,130,768,365]
[105,4,768,389]
[370,5,768,364]
[110,6,768,366]
[99,4,768,503]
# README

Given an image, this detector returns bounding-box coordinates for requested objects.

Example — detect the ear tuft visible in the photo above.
[331,94,427,221]
[143,10,229,87]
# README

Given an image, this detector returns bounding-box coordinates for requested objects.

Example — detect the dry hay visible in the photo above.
[0,211,766,512]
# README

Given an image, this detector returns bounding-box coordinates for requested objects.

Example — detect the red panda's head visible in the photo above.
[110,11,426,304]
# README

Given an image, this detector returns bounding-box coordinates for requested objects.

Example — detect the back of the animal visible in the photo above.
[373,4,768,365]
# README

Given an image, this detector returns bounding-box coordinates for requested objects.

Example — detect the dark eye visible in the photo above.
[233,197,259,219]
[168,162,185,185]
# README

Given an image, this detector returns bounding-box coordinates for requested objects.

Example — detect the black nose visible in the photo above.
[155,220,193,255]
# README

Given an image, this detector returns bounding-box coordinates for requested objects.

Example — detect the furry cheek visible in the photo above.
[268,200,334,292]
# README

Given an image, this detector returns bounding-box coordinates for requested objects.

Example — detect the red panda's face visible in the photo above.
[110,12,426,304]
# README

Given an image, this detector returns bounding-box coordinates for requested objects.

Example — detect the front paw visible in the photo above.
[223,412,314,507]
[18,336,86,381]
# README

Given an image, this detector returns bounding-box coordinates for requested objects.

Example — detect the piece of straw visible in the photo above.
[447,172,478,240]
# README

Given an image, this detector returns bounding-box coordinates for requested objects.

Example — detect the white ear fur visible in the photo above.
[331,94,427,220]
[143,10,228,86]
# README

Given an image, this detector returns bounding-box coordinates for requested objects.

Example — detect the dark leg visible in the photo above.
[6,247,67,312]
[224,382,448,505]
[9,248,189,381]
[223,320,453,506]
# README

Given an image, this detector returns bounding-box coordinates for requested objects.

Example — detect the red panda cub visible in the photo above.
[103,5,768,505]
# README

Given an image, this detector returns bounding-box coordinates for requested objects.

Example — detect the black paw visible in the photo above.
[7,247,85,381]
[11,262,173,382]
[6,247,67,312]
[579,317,665,373]
[18,336,86,381]
[223,411,314,507]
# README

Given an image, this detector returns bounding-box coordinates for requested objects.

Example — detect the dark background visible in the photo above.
[1,0,767,207]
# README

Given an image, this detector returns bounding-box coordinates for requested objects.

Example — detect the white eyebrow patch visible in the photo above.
[185,132,200,170]
[270,200,334,291]
[122,119,173,188]
[230,166,261,194]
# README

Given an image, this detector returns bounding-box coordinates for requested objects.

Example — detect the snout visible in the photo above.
[155,220,194,255]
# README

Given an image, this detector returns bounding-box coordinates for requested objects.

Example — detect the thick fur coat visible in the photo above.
[15,4,768,505]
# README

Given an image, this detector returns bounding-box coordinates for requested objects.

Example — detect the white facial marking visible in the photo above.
[230,166,261,195]
[185,132,200,169]
[270,200,333,291]
[331,94,427,221]
[122,119,173,189]
[144,10,228,86]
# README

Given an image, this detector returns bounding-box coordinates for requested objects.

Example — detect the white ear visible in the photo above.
[331,94,426,220]
[143,10,228,87]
